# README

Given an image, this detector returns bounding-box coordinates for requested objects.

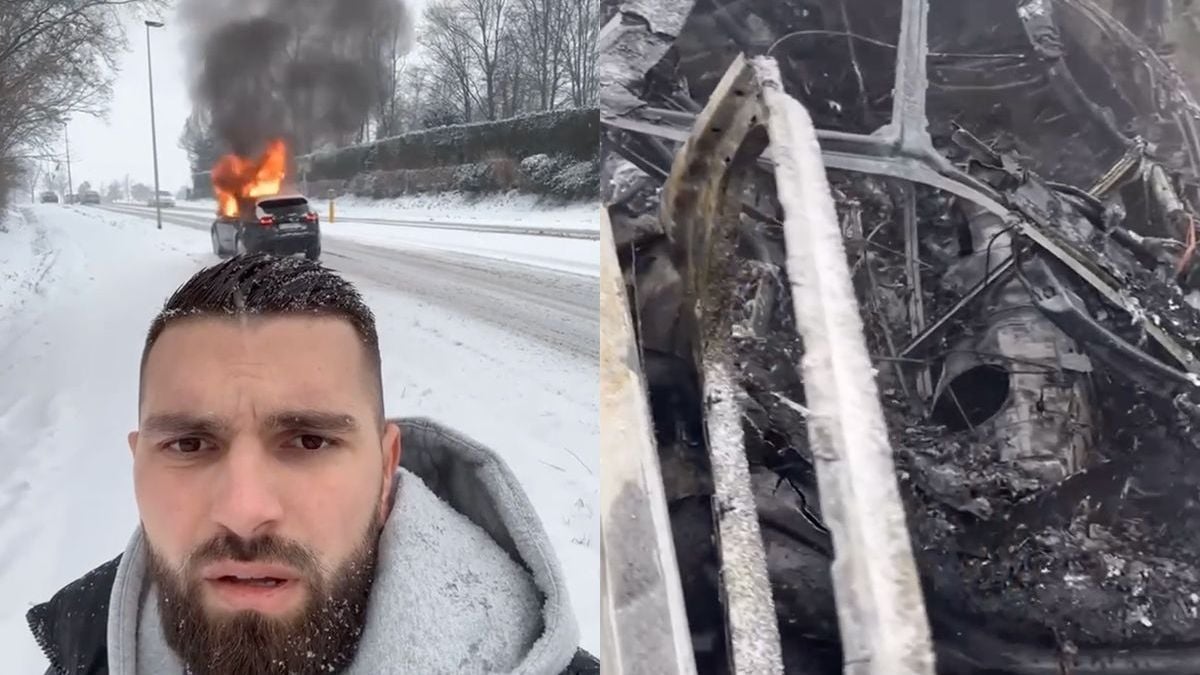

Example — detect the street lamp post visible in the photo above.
[145,20,164,230]
[64,123,73,203]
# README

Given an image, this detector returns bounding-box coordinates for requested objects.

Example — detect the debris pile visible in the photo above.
[604,0,1200,672]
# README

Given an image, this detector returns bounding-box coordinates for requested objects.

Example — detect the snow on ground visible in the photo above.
[0,204,598,670]
[326,221,599,277]
[0,209,56,326]
[109,193,601,276]
[155,190,599,232]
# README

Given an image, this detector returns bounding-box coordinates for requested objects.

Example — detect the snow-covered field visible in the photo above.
[0,202,599,670]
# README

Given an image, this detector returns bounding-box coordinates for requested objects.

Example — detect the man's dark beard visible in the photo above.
[147,510,382,675]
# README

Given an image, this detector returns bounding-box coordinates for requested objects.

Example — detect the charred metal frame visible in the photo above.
[657,56,786,675]
[656,48,936,672]
[755,57,938,674]
[602,0,1200,671]
[608,0,1200,378]
[600,209,699,675]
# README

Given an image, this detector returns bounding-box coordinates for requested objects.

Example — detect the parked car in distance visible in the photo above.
[39,191,59,204]
[80,190,101,205]
[211,194,321,261]
[146,190,175,208]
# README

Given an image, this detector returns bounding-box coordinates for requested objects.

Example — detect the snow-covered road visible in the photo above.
[100,203,599,358]
[0,203,599,669]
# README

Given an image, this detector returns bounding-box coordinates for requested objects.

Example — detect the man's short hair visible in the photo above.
[139,253,384,424]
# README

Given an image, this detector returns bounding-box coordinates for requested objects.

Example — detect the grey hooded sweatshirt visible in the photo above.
[103,417,582,675]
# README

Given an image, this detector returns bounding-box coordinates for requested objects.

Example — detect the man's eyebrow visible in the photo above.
[265,410,360,434]
[141,413,231,437]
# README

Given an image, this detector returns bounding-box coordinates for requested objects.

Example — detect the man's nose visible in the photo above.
[209,437,284,539]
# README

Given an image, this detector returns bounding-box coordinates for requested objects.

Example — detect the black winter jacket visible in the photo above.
[26,555,599,675]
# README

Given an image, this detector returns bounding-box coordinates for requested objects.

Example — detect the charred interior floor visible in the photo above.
[604,0,1200,673]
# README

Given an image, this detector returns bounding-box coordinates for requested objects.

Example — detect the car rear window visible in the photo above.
[259,197,309,216]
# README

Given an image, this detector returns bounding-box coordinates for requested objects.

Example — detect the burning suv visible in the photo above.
[210,193,321,261]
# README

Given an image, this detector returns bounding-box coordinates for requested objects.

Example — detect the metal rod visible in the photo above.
[890,0,932,155]
[754,56,935,675]
[600,209,698,675]
[900,258,1015,358]
[659,54,784,675]
[899,182,931,402]
[64,124,72,202]
[146,21,164,230]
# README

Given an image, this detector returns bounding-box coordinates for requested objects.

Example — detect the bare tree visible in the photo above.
[463,0,509,120]
[179,109,221,176]
[368,0,591,138]
[513,0,568,110]
[423,0,479,122]
[129,182,153,202]
[368,23,414,140]
[0,0,161,213]
[561,0,598,107]
[20,158,41,201]
[494,26,524,119]
[422,0,511,122]
[43,166,68,195]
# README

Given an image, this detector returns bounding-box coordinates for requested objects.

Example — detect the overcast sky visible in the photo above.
[68,7,191,194]
[66,0,425,195]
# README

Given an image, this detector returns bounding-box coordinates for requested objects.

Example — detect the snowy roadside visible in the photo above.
[322,192,600,232]
[0,208,61,332]
[324,223,600,277]
[0,205,598,668]
[101,198,601,277]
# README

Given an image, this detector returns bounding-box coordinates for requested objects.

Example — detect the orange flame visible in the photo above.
[212,139,288,218]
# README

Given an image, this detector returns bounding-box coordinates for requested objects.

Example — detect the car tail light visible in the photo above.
[304,212,318,223]
[258,215,275,226]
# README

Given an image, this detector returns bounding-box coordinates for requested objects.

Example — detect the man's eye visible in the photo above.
[289,434,334,451]
[166,438,212,454]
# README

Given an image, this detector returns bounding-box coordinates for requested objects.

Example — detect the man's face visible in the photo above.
[131,315,400,672]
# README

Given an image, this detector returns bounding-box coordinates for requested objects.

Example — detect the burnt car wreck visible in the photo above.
[600,1,1200,673]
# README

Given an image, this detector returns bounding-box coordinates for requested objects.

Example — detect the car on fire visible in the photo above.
[210,193,321,261]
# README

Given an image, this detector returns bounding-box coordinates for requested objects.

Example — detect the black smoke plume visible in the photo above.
[181,0,412,158]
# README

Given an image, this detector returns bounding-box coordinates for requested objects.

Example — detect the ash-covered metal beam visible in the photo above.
[659,53,785,675]
[599,208,699,675]
[753,56,936,675]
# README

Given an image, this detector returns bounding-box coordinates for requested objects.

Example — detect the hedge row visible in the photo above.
[305,154,598,201]
[194,109,600,200]
[304,108,599,180]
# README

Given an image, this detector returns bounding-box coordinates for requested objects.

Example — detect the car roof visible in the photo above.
[257,193,307,203]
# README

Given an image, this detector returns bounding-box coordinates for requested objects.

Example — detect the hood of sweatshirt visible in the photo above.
[105,417,580,675]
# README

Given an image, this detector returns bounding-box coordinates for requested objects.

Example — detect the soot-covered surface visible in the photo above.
[605,0,1200,671]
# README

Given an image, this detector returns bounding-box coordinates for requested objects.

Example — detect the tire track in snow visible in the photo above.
[0,209,62,361]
